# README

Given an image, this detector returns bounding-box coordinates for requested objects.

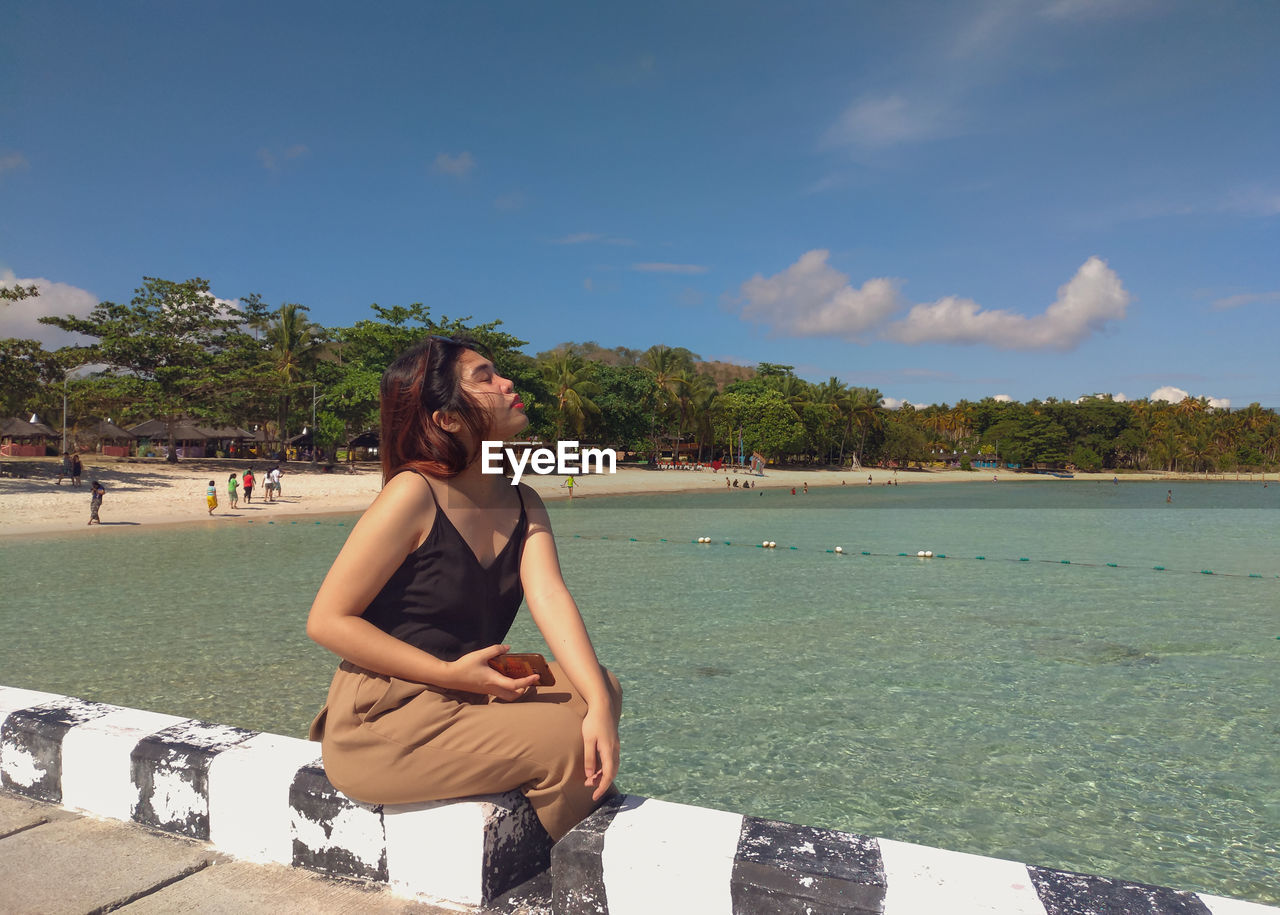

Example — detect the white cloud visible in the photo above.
[882,397,906,410]
[493,192,526,211]
[992,394,1013,402]
[824,93,954,149]
[432,151,476,177]
[1042,0,1158,20]
[632,263,708,275]
[1219,187,1280,217]
[1212,291,1280,310]
[0,271,99,348]
[734,250,904,340]
[1150,385,1189,404]
[257,144,309,172]
[0,152,29,177]
[550,233,636,246]
[886,256,1129,350]
[1149,385,1230,410]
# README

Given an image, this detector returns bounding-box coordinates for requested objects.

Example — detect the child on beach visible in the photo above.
[88,480,104,524]
[206,480,218,514]
[228,473,239,508]
[243,469,254,503]
[306,335,620,842]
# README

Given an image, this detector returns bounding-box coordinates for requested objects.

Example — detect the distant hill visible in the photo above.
[536,340,756,390]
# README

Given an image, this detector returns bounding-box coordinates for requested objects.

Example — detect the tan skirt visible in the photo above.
[309,660,620,841]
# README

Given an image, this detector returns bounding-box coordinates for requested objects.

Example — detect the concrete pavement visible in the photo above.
[0,790,550,914]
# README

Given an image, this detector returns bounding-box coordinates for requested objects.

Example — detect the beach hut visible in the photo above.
[127,418,213,459]
[345,428,380,463]
[0,416,57,457]
[73,418,136,457]
[202,425,256,459]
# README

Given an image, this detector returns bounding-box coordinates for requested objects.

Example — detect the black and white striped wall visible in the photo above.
[0,685,551,907]
[553,795,1276,915]
[3,685,1275,914]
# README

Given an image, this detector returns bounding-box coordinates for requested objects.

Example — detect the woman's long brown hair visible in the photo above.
[379,336,495,483]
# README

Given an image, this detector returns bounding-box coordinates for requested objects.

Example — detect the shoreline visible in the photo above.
[0,455,1270,539]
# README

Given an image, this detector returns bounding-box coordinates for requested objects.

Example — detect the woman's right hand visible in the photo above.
[444,645,540,700]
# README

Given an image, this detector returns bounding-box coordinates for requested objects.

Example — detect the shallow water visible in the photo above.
[1,481,1276,902]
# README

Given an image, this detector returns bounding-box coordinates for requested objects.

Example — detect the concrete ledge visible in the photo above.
[0,685,550,908]
[4,686,1275,914]
[551,795,1278,915]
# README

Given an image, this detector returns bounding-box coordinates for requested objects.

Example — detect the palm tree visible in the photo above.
[815,377,851,465]
[642,345,693,458]
[539,352,600,442]
[265,303,327,445]
[687,374,720,462]
[767,374,811,418]
[848,387,885,468]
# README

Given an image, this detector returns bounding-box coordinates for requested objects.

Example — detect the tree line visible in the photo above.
[3,276,1279,473]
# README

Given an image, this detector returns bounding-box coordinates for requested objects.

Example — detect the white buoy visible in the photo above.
[925,550,934,558]
[917,550,926,557]
[835,546,844,553]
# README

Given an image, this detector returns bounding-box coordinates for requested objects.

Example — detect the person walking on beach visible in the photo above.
[228,473,240,508]
[88,480,104,524]
[271,464,283,498]
[243,468,255,503]
[57,452,72,485]
[206,480,218,515]
[564,474,575,499]
[306,335,620,843]
[70,452,83,487]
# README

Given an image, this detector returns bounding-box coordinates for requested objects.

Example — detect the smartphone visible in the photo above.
[488,652,555,685]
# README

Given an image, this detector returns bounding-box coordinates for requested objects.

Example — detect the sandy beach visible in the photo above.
[0,454,1251,538]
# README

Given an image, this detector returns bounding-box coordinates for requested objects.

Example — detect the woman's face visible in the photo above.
[455,348,529,440]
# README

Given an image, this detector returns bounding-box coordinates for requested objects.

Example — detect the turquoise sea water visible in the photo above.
[1,481,1277,903]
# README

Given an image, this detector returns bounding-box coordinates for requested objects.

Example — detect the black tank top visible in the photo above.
[362,476,527,662]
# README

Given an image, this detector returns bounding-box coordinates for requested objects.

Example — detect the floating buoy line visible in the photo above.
[226,519,1276,580]
[570,533,1279,581]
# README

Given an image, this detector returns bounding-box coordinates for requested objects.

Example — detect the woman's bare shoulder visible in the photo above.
[361,471,438,532]
[517,481,549,512]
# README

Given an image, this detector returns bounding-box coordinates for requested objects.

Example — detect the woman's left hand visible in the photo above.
[582,708,619,801]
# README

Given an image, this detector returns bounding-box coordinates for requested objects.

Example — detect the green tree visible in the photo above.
[0,338,61,417]
[1,282,40,303]
[38,277,246,461]
[264,303,328,442]
[587,363,656,451]
[540,351,600,442]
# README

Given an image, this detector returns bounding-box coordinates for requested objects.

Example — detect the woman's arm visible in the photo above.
[306,473,537,699]
[519,486,620,799]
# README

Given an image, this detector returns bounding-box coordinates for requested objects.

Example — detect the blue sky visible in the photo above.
[3,1,1278,408]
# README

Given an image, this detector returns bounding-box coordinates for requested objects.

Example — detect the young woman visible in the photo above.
[306,336,620,842]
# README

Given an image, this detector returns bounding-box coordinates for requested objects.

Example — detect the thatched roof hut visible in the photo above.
[76,418,136,441]
[1,417,57,439]
[127,419,212,440]
[0,417,57,456]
